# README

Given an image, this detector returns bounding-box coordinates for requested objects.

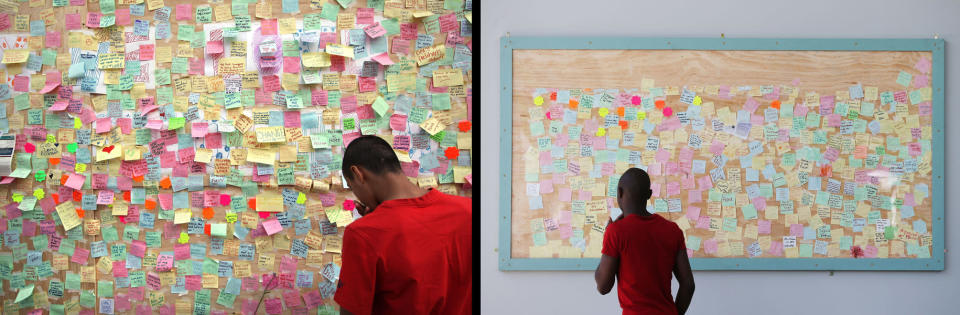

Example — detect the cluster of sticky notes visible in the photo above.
[0,0,472,313]
[524,60,934,260]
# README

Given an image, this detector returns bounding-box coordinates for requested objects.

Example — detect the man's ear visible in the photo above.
[350,165,365,183]
[617,187,623,199]
[645,189,653,200]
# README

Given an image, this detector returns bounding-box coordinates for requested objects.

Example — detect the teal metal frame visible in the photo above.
[499,37,945,271]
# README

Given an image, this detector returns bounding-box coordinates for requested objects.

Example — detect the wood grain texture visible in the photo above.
[510,49,933,260]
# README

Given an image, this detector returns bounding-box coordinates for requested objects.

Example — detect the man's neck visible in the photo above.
[623,206,653,217]
[374,173,430,205]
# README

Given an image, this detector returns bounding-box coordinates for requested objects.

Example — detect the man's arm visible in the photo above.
[594,254,619,295]
[672,249,695,315]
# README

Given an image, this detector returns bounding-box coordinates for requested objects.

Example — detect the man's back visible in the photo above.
[334,189,472,315]
[602,213,686,315]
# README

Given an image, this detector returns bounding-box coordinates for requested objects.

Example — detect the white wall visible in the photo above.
[480,0,960,313]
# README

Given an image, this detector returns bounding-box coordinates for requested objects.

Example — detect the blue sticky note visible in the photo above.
[529,195,543,210]
[301,112,319,129]
[173,192,189,209]
[30,20,45,36]
[803,227,816,240]
[913,220,927,234]
[282,0,299,13]
[900,205,915,219]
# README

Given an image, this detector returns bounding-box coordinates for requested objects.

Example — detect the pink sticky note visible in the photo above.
[176,4,193,20]
[206,40,224,54]
[130,240,146,257]
[371,52,395,65]
[261,19,278,35]
[174,243,191,260]
[263,219,283,235]
[23,142,35,153]
[704,239,718,254]
[363,22,387,38]
[220,194,231,206]
[71,247,89,264]
[115,8,131,26]
[65,13,82,30]
[191,122,208,137]
[758,220,772,234]
[158,193,173,210]
[96,117,112,133]
[97,190,115,204]
[686,207,701,221]
[65,173,85,190]
[113,260,129,277]
[185,275,202,291]
[46,31,61,48]
[283,56,300,73]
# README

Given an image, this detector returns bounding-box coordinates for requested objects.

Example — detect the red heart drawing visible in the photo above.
[103,145,115,153]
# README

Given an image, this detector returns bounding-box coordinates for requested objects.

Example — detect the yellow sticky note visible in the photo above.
[596,127,606,137]
[246,148,276,165]
[278,18,297,34]
[419,117,446,135]
[95,144,122,162]
[194,148,213,163]
[56,201,81,231]
[638,111,646,120]
[33,188,44,200]
[534,96,544,106]
[432,68,464,87]
[395,150,412,163]
[124,146,141,160]
[255,126,286,143]
[217,57,245,75]
[693,96,702,105]
[174,208,192,224]
[1,50,30,64]
[75,163,87,173]
[598,108,609,117]
[296,192,306,204]
[256,191,284,212]
[325,44,355,59]
[301,52,331,68]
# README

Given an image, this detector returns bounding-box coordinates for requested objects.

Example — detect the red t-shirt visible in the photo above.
[334,189,472,315]
[602,213,686,315]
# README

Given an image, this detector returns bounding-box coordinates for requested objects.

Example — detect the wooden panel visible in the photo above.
[510,49,933,261]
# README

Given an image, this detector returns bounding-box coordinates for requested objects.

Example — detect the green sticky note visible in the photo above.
[371,96,389,117]
[232,2,248,16]
[196,6,212,23]
[171,57,189,74]
[97,280,113,297]
[15,284,34,303]
[178,24,195,41]
[211,223,226,237]
[885,225,896,240]
[66,143,77,153]
[896,71,912,87]
[100,0,115,14]
[169,117,185,129]
[320,2,340,21]
[381,18,400,36]
[42,49,57,66]
[343,117,355,130]
[304,14,323,30]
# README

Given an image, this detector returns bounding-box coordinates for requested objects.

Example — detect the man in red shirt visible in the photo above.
[595,168,695,315]
[333,135,472,315]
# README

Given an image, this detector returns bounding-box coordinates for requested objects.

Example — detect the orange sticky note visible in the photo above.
[771,100,781,109]
[655,99,666,110]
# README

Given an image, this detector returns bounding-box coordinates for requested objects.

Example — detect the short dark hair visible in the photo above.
[342,135,403,180]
